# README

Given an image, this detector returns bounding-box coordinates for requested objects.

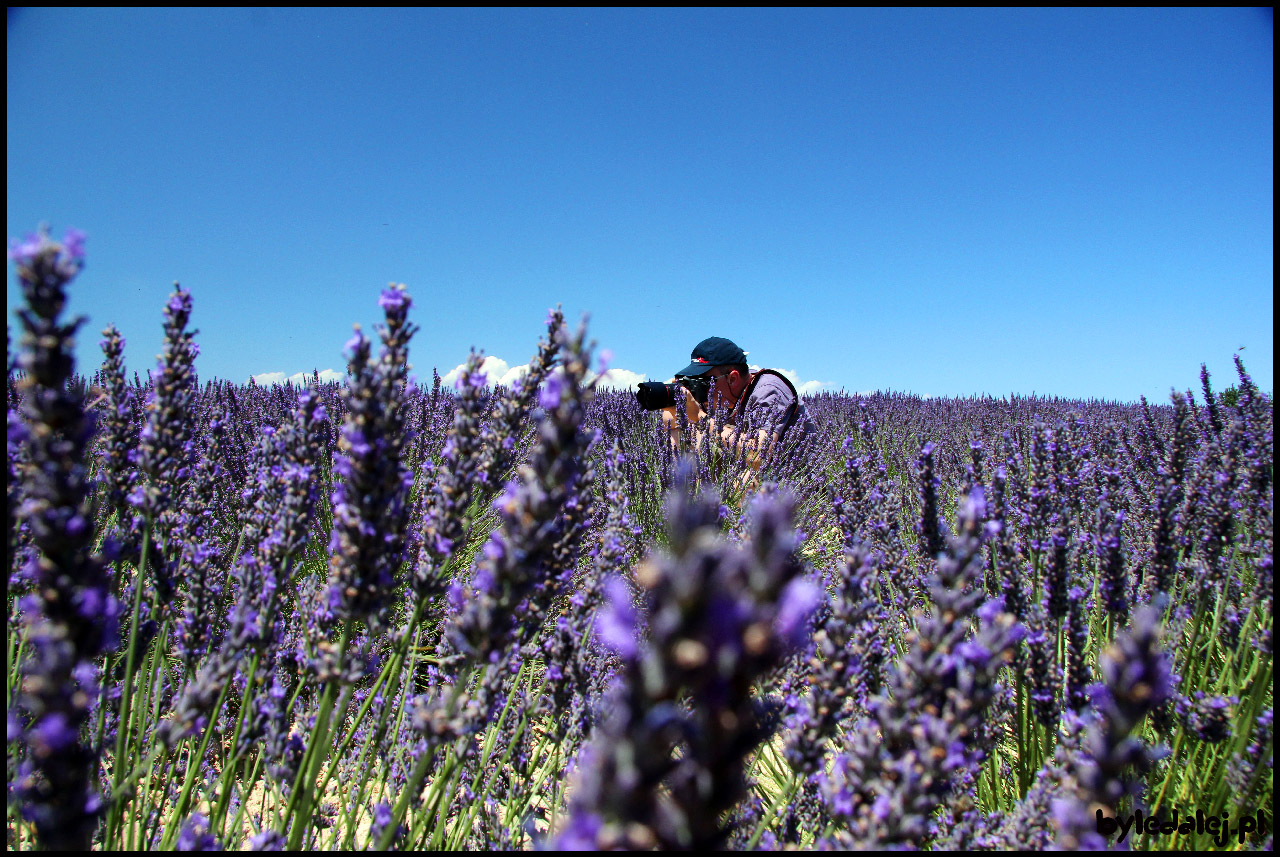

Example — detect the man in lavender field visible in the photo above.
[646,336,815,464]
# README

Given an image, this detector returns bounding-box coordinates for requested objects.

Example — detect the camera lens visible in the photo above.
[635,381,677,411]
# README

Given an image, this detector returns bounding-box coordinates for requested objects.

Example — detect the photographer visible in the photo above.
[636,337,815,468]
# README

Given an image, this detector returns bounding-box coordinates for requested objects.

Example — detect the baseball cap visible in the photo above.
[676,336,747,377]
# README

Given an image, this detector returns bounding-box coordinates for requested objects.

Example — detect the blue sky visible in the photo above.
[7,8,1273,401]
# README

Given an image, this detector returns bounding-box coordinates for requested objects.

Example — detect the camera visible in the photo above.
[635,375,711,411]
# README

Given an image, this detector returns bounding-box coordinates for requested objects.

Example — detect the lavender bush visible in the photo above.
[5,227,1273,850]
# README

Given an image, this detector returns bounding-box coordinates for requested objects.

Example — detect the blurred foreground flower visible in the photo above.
[556,466,815,849]
[10,226,118,849]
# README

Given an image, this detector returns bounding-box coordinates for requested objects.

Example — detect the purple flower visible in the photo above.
[446,579,467,614]
[955,640,995,669]
[32,713,77,753]
[61,228,86,264]
[540,372,565,410]
[377,285,410,313]
[562,476,811,850]
[784,542,884,779]
[9,224,113,849]
[368,799,405,846]
[131,285,199,557]
[553,809,604,850]
[977,596,1005,625]
[595,577,639,660]
[322,287,418,639]
[775,577,821,649]
[1055,606,1173,847]
[175,813,220,850]
[344,328,366,359]
[820,486,1020,848]
[916,441,947,560]
[7,230,43,264]
[247,830,285,850]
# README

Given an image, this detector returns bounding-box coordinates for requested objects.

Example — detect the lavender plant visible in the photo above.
[818,486,1022,848]
[8,227,118,850]
[555,467,818,849]
[5,225,1272,851]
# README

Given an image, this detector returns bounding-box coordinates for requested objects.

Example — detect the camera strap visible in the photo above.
[733,369,800,435]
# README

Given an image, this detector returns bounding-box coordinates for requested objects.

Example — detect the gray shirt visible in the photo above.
[738,371,816,444]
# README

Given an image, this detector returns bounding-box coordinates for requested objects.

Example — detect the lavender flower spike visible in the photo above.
[325,284,418,637]
[821,486,1022,849]
[785,543,881,777]
[10,226,118,849]
[95,324,136,521]
[915,441,946,560]
[130,285,199,541]
[1054,605,1173,848]
[414,349,487,601]
[555,470,816,850]
[446,315,597,668]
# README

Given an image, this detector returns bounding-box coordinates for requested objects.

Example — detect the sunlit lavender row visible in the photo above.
[6,229,1272,850]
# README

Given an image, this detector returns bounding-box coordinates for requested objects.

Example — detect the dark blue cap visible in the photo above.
[676,337,747,377]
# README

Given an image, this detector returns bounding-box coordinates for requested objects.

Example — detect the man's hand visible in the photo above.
[717,421,774,472]
[660,387,773,474]
[659,383,778,468]
[660,384,706,450]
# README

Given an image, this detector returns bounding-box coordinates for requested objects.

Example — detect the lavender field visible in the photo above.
[6,230,1273,850]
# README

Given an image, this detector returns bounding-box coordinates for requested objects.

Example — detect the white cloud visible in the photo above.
[440,355,512,388]
[438,364,464,387]
[795,380,825,396]
[250,369,343,386]
[438,355,647,392]
[768,367,826,397]
[592,368,647,390]
[496,364,531,387]
[288,369,343,385]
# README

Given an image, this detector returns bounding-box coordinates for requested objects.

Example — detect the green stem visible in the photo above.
[284,618,352,850]
[447,664,530,847]
[319,599,426,816]
[137,749,175,853]
[366,627,431,847]
[416,748,461,848]
[504,727,558,836]
[334,652,410,848]
[1208,656,1272,822]
[8,633,26,711]
[1015,681,1029,798]
[1176,589,1209,691]
[747,771,802,849]
[106,525,152,845]
[212,652,260,841]
[159,675,235,849]
[129,618,170,850]
[225,752,266,846]
[379,672,473,850]
[547,735,565,839]
[984,745,1002,813]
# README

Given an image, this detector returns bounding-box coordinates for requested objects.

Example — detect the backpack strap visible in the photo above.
[733,368,800,435]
